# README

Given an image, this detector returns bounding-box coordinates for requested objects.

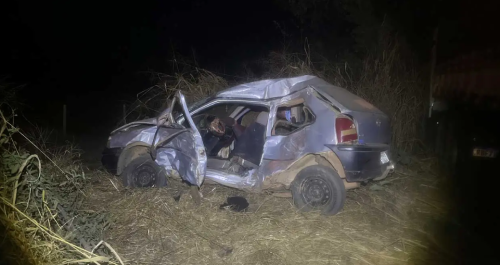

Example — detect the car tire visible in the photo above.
[121,154,167,188]
[291,165,346,215]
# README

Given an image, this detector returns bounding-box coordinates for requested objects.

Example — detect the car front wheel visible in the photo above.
[122,154,167,188]
[291,165,346,215]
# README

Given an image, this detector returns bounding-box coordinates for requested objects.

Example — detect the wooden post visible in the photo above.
[63,104,67,137]
[122,104,126,125]
[429,27,439,118]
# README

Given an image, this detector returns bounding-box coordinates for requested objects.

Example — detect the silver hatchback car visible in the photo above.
[102,75,395,215]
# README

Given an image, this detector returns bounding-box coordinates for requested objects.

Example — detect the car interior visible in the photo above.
[180,101,315,175]
[272,104,315,136]
[182,103,269,174]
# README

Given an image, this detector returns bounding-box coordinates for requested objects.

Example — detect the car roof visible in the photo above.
[215,75,383,114]
[216,75,317,100]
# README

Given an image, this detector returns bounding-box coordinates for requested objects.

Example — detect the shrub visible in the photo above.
[123,69,228,125]
[0,110,122,265]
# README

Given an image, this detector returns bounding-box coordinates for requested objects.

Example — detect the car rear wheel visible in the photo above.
[291,165,346,215]
[122,154,167,188]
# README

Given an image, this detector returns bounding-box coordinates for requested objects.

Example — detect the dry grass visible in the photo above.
[85,157,453,265]
[347,42,426,153]
[123,69,229,124]
[22,125,83,168]
[0,112,123,265]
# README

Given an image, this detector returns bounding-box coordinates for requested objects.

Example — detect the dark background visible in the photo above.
[1,0,499,132]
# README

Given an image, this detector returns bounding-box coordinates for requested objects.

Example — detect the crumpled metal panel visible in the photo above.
[250,87,339,190]
[109,125,202,186]
[155,129,200,186]
[186,86,344,192]
[176,91,207,186]
[262,87,337,160]
[216,75,316,100]
[216,75,382,114]
[180,85,348,192]
[108,91,207,187]
[108,125,159,148]
[205,168,257,191]
[111,117,158,134]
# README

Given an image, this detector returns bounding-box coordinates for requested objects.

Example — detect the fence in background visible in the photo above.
[61,103,128,137]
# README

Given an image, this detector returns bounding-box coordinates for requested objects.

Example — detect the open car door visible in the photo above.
[155,91,207,187]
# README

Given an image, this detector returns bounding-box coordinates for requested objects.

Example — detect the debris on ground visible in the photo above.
[219,196,249,212]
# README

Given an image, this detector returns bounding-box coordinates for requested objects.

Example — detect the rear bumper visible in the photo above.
[101,147,123,175]
[327,144,395,182]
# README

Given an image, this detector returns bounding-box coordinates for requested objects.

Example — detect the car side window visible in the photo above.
[272,103,315,136]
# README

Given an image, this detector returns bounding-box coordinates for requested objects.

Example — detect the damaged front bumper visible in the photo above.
[328,144,395,182]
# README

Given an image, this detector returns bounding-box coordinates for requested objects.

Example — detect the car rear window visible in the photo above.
[314,84,382,113]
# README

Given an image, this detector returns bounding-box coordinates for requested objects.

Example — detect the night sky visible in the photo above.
[1,0,499,134]
[1,0,292,132]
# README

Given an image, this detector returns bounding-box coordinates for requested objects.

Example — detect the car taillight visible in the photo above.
[335,115,358,143]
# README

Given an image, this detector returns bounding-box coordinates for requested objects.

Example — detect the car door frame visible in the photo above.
[165,91,208,187]
[177,97,272,168]
[263,95,317,161]
[177,98,270,124]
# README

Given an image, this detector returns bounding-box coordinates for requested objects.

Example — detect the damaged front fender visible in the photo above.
[110,91,207,187]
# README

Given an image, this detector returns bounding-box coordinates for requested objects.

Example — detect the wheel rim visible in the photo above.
[301,176,334,207]
[132,163,157,187]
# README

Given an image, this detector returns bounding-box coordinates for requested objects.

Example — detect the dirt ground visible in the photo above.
[82,157,464,265]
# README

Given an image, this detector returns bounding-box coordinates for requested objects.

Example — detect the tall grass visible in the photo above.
[0,110,123,265]
[348,41,426,153]
[121,69,228,125]
[0,77,24,111]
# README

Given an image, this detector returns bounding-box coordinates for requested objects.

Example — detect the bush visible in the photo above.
[0,110,123,265]
[123,68,228,125]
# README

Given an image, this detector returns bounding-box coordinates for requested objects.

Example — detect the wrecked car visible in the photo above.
[102,75,395,215]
